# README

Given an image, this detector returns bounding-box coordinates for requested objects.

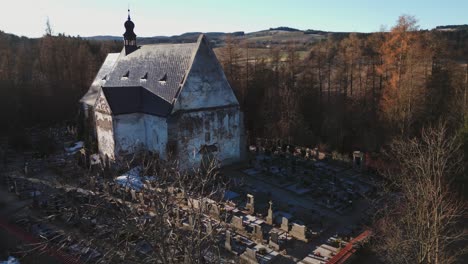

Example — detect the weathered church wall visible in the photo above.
[143,114,168,158]
[168,106,242,169]
[95,111,115,160]
[113,114,146,155]
[112,113,168,158]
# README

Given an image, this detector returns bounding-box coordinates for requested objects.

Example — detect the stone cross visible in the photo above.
[266,201,273,225]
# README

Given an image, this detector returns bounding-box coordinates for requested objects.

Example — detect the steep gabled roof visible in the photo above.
[104,42,198,103]
[80,53,120,106]
[82,34,238,117]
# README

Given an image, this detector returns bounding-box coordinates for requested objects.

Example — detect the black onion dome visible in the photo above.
[124,17,134,30]
[123,14,136,39]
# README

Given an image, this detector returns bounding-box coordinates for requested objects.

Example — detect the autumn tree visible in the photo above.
[379,15,428,135]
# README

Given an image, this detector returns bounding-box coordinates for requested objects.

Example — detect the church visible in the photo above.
[80,12,244,168]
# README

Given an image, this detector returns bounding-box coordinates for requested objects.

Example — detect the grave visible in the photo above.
[232,216,244,231]
[290,223,308,242]
[266,201,273,225]
[280,217,289,232]
[246,194,255,214]
[253,224,263,241]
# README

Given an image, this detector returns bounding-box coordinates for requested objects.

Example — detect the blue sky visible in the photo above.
[1,0,466,37]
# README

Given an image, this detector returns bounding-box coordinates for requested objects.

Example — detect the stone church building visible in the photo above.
[80,13,243,168]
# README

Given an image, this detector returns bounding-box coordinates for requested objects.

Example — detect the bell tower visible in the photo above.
[123,9,137,55]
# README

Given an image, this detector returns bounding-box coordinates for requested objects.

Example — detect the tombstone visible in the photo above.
[130,189,137,201]
[246,194,255,214]
[290,223,308,242]
[244,248,258,263]
[225,230,232,251]
[280,217,289,232]
[266,201,273,225]
[231,216,244,231]
[253,224,263,241]
[139,193,145,205]
[269,231,280,250]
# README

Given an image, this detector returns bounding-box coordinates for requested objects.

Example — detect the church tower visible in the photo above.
[123,9,137,55]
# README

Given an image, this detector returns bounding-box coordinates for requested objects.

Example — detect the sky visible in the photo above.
[1,0,466,38]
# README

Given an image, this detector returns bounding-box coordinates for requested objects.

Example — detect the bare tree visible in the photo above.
[374,123,467,264]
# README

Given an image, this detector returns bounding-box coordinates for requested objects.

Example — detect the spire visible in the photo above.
[123,8,137,55]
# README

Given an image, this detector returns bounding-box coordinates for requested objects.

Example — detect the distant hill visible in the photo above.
[435,24,468,31]
[86,28,329,48]
[84,24,468,48]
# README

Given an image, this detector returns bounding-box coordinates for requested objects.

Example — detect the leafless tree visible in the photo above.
[374,122,467,264]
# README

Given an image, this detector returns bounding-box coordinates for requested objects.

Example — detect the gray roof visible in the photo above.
[104,42,198,103]
[80,53,120,106]
[82,34,234,117]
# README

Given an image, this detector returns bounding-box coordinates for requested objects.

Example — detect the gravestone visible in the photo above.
[253,224,263,241]
[139,192,145,205]
[246,194,255,214]
[281,217,289,232]
[290,223,308,242]
[130,189,137,201]
[269,231,280,250]
[231,216,244,231]
[244,248,259,263]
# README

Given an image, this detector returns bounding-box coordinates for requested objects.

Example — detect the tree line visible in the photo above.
[219,15,468,155]
[0,30,120,143]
